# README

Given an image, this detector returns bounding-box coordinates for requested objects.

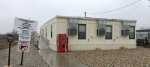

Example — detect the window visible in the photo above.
[68,23,77,36]
[121,30,129,36]
[105,25,112,39]
[45,28,47,37]
[51,24,53,38]
[68,18,78,36]
[148,33,150,39]
[121,25,129,36]
[129,26,135,39]
[78,24,86,39]
[97,28,105,36]
[68,28,77,36]
[96,20,106,36]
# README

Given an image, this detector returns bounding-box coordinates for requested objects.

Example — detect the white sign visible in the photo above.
[14,17,37,51]
[19,29,31,41]
[18,41,30,52]
[14,17,37,33]
[18,29,30,51]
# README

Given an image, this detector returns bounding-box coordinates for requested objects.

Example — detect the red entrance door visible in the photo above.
[57,34,68,53]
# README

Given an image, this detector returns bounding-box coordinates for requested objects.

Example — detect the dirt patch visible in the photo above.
[66,47,150,67]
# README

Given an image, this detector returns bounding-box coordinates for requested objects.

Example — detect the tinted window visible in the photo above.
[78,24,86,39]
[51,24,53,38]
[105,25,112,39]
[129,26,135,39]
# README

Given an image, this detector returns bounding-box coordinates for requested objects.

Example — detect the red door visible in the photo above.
[57,34,68,53]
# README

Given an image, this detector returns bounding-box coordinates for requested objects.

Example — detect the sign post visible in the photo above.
[4,34,14,67]
[8,40,12,67]
[19,25,31,66]
[14,18,37,66]
[20,50,24,65]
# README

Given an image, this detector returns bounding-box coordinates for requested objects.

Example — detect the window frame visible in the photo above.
[121,29,129,36]
[129,26,135,39]
[51,24,53,38]
[68,23,78,36]
[105,25,112,39]
[148,32,150,39]
[45,27,47,38]
[78,24,86,40]
[96,20,106,37]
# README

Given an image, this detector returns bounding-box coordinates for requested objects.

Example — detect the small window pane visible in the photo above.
[51,24,53,38]
[68,18,78,36]
[97,20,106,36]
[105,25,112,39]
[121,25,129,36]
[78,24,86,39]
[97,28,105,36]
[105,32,112,39]
[106,26,112,32]
[148,33,150,39]
[79,25,86,32]
[129,26,135,39]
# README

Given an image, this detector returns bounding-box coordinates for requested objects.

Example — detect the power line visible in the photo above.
[89,0,142,15]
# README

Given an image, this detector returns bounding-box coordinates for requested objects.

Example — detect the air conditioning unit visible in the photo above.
[68,28,77,36]
[97,28,105,36]
[121,29,129,36]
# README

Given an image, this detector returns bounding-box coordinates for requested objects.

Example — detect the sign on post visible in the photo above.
[14,17,37,65]
[14,17,37,52]
[18,29,31,52]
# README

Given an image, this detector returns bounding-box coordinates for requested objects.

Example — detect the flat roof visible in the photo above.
[56,15,136,22]
[41,15,136,28]
[136,29,150,32]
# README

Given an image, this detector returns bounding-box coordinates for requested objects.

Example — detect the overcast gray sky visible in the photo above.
[0,0,150,34]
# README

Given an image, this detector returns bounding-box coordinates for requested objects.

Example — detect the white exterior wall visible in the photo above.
[56,17,136,51]
[40,18,57,51]
[41,16,136,51]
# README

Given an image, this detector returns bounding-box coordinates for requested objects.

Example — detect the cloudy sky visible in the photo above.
[0,0,150,33]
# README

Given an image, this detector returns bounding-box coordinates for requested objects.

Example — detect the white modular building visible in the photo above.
[40,16,136,52]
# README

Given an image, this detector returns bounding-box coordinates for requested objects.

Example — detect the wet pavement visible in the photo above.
[0,42,49,67]
[39,37,87,67]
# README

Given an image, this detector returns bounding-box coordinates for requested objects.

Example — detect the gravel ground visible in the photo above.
[0,44,49,67]
[66,47,150,67]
